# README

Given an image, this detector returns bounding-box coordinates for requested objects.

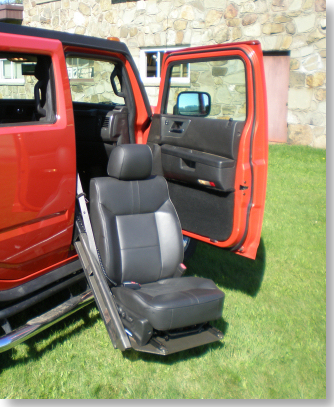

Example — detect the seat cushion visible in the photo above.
[112,277,224,331]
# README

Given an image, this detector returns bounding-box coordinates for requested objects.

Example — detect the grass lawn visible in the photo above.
[0,144,326,399]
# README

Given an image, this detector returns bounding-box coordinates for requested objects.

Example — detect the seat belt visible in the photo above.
[76,174,117,286]
[76,173,99,264]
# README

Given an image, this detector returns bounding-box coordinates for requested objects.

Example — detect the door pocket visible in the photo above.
[161,144,236,192]
[181,158,196,171]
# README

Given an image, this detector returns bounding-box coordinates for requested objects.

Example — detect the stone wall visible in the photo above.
[22,0,326,148]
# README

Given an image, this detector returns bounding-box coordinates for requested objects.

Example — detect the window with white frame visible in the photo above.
[0,59,25,85]
[139,47,190,85]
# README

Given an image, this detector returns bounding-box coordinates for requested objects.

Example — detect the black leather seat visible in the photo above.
[90,144,224,333]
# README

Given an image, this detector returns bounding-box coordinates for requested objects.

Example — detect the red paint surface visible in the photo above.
[0,34,77,288]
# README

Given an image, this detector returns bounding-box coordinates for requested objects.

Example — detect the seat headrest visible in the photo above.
[107,144,153,180]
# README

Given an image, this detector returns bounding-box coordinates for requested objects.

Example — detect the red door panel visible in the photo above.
[0,33,76,289]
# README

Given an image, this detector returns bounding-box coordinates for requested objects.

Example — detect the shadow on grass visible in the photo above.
[1,239,264,368]
[184,238,266,297]
[0,302,99,370]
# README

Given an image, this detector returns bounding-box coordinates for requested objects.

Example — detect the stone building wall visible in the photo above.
[22,0,326,148]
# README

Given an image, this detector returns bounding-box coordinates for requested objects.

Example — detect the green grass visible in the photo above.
[0,144,326,399]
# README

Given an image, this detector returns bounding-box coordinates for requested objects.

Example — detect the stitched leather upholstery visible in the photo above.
[112,277,224,331]
[89,144,224,331]
[90,146,183,284]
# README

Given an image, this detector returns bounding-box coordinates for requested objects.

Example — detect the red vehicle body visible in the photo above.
[0,23,267,355]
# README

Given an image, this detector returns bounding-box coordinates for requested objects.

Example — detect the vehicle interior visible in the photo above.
[0,53,55,125]
[65,55,228,352]
[66,55,136,195]
[147,57,246,243]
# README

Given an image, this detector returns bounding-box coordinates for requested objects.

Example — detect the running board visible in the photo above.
[0,290,94,353]
[129,325,224,356]
[74,230,131,352]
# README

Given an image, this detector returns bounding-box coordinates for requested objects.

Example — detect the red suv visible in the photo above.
[0,23,267,355]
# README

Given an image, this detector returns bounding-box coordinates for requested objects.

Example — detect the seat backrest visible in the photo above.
[90,144,184,285]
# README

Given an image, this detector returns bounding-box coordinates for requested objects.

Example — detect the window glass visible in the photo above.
[171,63,188,78]
[67,57,94,80]
[165,58,246,121]
[0,53,55,125]
[146,51,158,78]
[66,57,125,105]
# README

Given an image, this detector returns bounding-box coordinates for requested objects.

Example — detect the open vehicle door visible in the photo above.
[146,41,268,260]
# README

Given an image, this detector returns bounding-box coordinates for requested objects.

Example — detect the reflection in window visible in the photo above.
[66,57,94,80]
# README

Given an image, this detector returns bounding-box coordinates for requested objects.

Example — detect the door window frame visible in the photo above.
[161,55,248,121]
[65,52,128,106]
[0,52,57,126]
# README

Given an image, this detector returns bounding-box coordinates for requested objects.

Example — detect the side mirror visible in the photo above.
[175,91,211,117]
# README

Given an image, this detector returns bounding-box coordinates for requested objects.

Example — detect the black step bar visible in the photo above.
[130,325,223,356]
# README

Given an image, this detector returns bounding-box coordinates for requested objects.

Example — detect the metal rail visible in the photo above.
[74,232,131,351]
[0,290,94,353]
